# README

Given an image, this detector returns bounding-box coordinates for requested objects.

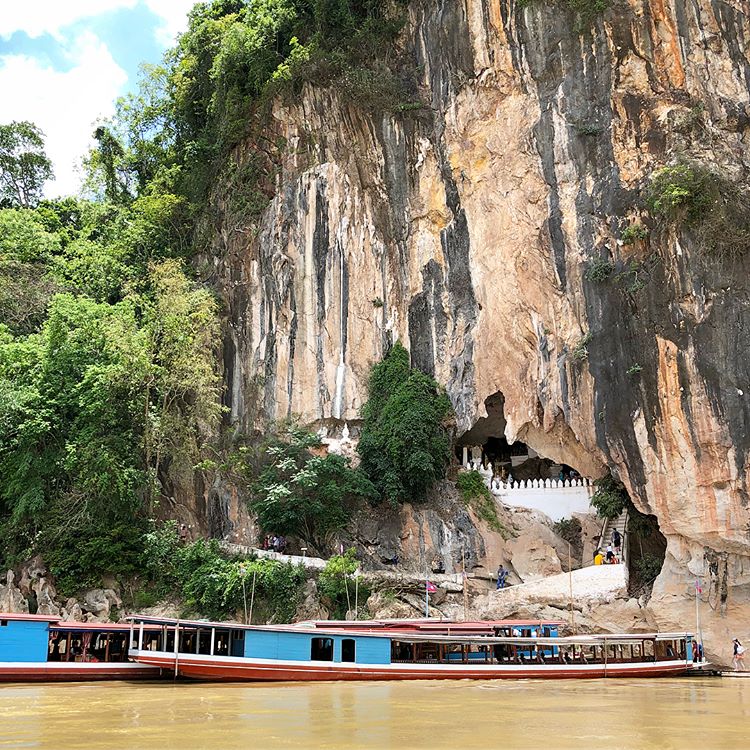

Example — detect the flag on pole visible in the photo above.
[426,581,437,594]
[695,579,702,594]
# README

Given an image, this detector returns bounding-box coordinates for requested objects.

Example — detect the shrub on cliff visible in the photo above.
[358,342,452,505]
[456,470,509,537]
[646,162,750,258]
[590,475,628,519]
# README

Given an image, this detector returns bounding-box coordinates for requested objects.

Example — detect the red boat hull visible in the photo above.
[0,662,162,682]
[132,652,691,682]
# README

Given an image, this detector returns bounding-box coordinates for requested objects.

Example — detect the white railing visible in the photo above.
[489,477,592,492]
[461,465,594,521]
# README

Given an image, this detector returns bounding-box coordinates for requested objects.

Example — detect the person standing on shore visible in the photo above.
[733,639,745,671]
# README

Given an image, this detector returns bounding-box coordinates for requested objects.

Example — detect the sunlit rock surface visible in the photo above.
[194,0,750,659]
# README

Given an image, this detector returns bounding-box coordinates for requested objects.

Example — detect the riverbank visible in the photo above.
[2,678,746,750]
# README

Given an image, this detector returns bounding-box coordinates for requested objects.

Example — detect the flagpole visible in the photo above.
[425,575,429,618]
[461,545,468,621]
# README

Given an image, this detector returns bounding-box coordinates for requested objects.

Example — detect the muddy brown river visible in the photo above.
[1,678,747,749]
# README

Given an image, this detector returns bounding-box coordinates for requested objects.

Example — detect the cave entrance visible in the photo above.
[454,392,578,484]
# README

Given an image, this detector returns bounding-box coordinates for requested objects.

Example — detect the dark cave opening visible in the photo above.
[454,391,579,483]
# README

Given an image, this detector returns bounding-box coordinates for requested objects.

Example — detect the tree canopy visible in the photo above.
[243,427,376,554]
[0,121,54,207]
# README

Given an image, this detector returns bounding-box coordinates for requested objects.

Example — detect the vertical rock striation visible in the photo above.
[205,0,750,653]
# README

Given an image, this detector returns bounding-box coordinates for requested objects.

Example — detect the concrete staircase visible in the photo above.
[599,510,628,563]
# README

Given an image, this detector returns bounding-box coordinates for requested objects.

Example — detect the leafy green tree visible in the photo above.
[0,121,54,207]
[318,547,365,618]
[590,474,628,519]
[358,342,452,504]
[246,427,376,553]
[0,258,222,578]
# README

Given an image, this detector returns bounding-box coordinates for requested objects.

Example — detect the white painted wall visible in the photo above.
[492,484,594,521]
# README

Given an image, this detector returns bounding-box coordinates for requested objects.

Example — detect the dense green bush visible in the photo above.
[43,521,148,597]
[633,552,663,584]
[142,521,307,622]
[585,257,615,282]
[621,223,648,245]
[358,342,452,505]
[645,164,711,220]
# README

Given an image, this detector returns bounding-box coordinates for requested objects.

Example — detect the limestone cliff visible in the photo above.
[201,0,750,660]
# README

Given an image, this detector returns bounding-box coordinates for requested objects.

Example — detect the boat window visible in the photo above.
[311,637,334,661]
[341,639,356,663]
[198,630,212,655]
[231,630,245,657]
[214,631,229,656]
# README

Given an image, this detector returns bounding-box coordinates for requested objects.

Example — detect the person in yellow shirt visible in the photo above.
[594,549,604,565]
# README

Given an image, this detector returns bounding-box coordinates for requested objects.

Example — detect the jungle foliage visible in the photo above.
[0,1,413,593]
[141,521,307,622]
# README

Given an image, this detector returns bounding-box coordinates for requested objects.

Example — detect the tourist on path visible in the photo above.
[496,565,508,590]
[594,549,603,565]
[612,529,622,556]
[733,639,746,671]
[605,544,615,563]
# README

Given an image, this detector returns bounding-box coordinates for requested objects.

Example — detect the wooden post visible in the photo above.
[568,542,575,634]
[104,633,111,663]
[174,621,180,680]
[249,570,257,625]
[138,621,144,651]
[210,628,216,657]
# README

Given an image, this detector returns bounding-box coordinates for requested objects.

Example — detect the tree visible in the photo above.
[0,209,64,334]
[0,122,54,207]
[247,427,376,553]
[141,259,223,505]
[358,341,453,504]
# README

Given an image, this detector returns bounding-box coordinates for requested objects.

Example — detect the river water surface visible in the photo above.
[1,678,747,749]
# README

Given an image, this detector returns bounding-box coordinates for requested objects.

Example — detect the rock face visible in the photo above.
[199,0,750,661]
[0,571,28,614]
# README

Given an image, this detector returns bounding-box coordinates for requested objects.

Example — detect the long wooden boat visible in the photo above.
[128,615,702,681]
[0,613,162,682]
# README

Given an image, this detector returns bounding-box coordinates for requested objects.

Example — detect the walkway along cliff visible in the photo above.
[187,0,750,661]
